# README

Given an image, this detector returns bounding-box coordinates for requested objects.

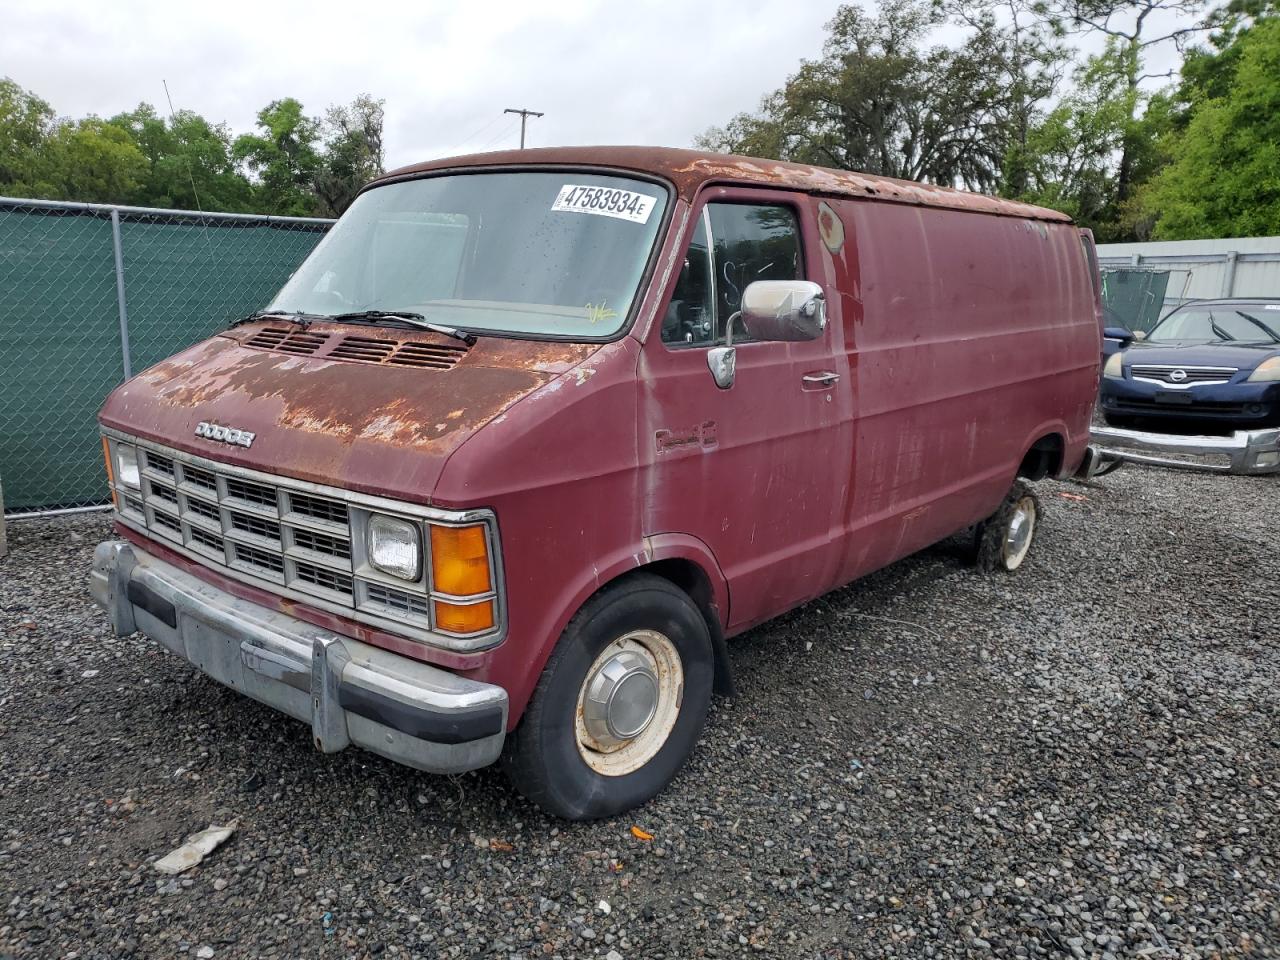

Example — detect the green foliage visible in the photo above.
[110,104,252,212]
[696,0,1044,192]
[38,119,149,203]
[1141,14,1280,237]
[0,79,385,217]
[233,99,322,216]
[314,95,386,217]
[1014,43,1141,238]
[0,78,55,193]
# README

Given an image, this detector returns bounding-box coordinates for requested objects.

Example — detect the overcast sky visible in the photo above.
[4,0,1193,172]
[3,0,837,169]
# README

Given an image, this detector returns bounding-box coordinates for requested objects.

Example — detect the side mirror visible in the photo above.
[741,280,826,342]
[1103,325,1134,345]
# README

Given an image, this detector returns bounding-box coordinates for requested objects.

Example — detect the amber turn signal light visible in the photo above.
[101,436,118,507]
[430,524,492,596]
[433,598,495,634]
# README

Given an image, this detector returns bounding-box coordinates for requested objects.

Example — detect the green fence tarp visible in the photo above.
[0,206,328,511]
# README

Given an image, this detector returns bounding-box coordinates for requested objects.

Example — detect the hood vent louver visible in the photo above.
[244,327,329,355]
[331,334,469,370]
[330,336,395,363]
[242,326,469,369]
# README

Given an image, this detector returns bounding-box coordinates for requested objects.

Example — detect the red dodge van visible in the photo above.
[90,148,1101,819]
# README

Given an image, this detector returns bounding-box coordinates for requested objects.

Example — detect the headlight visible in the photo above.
[1247,357,1280,382]
[1103,352,1125,379]
[114,442,140,489]
[367,514,423,581]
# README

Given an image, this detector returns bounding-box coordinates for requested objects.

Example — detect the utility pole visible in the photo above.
[503,108,544,149]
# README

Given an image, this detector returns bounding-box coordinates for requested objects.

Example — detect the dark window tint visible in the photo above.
[708,204,802,341]
[661,217,716,345]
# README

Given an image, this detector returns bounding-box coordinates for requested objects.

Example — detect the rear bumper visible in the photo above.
[89,541,507,773]
[1090,425,1280,476]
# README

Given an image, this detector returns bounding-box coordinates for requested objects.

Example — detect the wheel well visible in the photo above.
[636,558,735,698]
[1018,433,1064,481]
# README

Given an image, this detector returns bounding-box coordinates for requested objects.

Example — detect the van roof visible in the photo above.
[376,145,1073,223]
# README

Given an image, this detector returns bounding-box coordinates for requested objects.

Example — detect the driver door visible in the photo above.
[638,188,847,632]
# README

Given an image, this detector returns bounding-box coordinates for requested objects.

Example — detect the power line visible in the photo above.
[503,107,544,149]
[454,113,505,151]
[477,119,520,152]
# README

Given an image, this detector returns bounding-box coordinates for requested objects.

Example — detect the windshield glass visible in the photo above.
[1147,304,1280,344]
[268,172,668,339]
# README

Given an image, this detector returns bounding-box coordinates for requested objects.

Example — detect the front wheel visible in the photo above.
[501,574,714,820]
[972,481,1041,572]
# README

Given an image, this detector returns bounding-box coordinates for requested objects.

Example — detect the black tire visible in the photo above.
[972,481,1041,573]
[501,573,714,821]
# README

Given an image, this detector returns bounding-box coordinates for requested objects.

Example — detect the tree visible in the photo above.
[0,77,55,195]
[696,0,1036,192]
[938,0,1070,198]
[1015,44,1138,233]
[1034,0,1211,211]
[314,94,385,216]
[110,104,253,211]
[37,118,148,203]
[233,98,321,216]
[1139,13,1280,237]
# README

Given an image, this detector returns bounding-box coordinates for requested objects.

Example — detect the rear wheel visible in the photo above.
[972,481,1041,572]
[502,574,714,820]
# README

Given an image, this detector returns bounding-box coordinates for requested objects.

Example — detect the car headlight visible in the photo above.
[1246,357,1280,382]
[367,514,423,582]
[112,442,140,489]
[1103,352,1124,379]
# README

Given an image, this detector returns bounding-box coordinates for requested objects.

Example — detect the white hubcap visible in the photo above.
[1003,496,1037,570]
[576,630,683,777]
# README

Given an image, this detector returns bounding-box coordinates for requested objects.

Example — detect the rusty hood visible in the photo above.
[99,322,602,503]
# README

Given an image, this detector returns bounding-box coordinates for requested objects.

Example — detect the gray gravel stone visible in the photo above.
[1,466,1278,958]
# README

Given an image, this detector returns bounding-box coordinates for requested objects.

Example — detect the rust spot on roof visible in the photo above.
[374,146,1072,223]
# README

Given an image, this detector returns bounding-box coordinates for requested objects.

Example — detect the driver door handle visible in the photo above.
[802,371,840,388]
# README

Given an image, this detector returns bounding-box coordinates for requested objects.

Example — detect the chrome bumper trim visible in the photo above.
[1090,425,1280,476]
[90,541,508,773]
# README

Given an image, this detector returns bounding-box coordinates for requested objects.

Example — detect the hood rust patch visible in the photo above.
[134,333,597,451]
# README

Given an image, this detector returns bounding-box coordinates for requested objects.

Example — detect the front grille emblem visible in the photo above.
[1169,369,1188,383]
[195,421,255,448]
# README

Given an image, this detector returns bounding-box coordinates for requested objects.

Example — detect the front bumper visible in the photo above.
[89,541,508,773]
[1099,378,1280,427]
[1090,424,1280,476]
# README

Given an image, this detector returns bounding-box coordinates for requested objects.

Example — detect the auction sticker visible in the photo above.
[552,184,656,224]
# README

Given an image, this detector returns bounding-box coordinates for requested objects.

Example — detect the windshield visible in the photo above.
[1147,304,1280,344]
[267,171,668,339]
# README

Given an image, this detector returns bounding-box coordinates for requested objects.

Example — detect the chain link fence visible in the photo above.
[0,198,333,515]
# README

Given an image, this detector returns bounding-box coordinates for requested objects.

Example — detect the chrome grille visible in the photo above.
[105,433,505,651]
[1131,364,1237,385]
[289,492,349,526]
[364,582,431,620]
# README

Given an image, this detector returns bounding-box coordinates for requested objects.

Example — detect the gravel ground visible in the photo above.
[1,467,1277,960]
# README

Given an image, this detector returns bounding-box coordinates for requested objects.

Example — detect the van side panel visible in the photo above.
[833,200,1097,583]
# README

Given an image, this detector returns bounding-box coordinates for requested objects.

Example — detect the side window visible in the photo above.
[708,203,802,342]
[661,216,715,345]
[662,201,803,348]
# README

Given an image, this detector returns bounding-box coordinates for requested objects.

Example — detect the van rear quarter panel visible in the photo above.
[832,199,1097,580]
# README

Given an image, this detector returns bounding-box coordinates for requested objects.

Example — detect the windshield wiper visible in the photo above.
[1208,317,1235,342]
[1237,312,1280,343]
[325,310,477,346]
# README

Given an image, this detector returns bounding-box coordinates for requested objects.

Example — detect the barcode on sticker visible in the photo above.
[552,184,656,224]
